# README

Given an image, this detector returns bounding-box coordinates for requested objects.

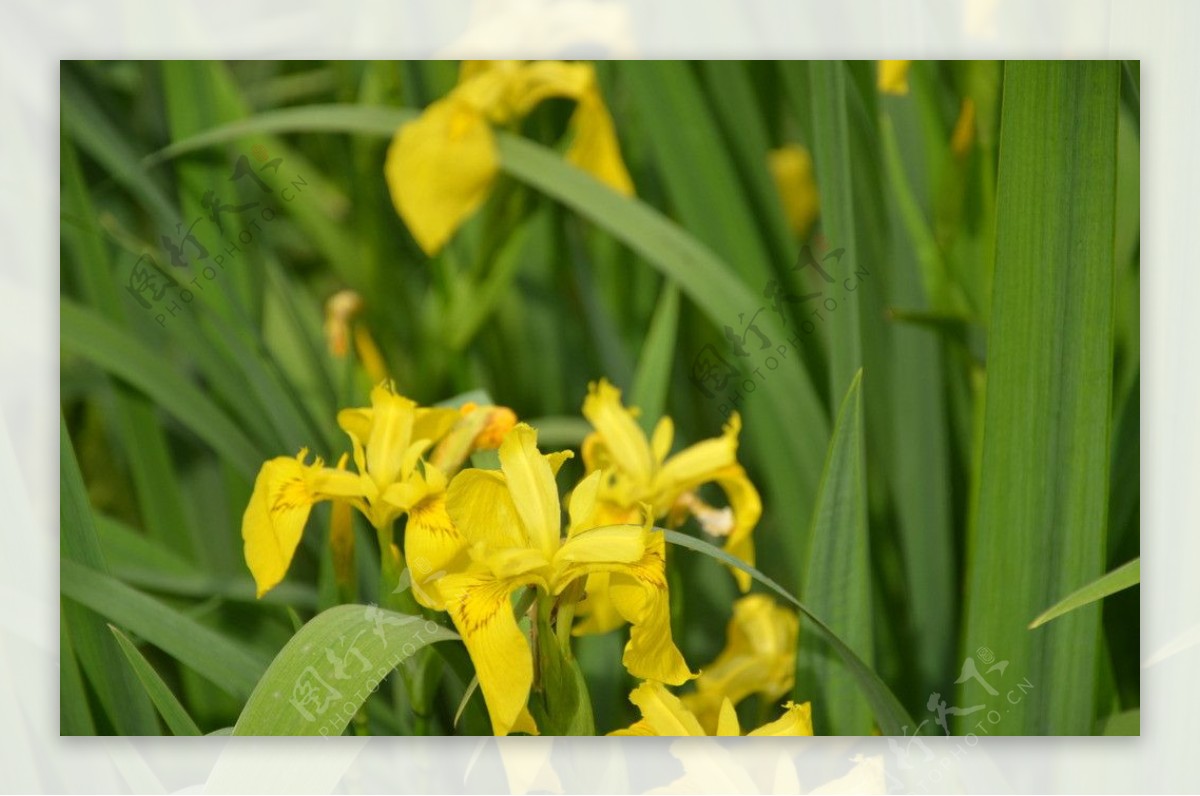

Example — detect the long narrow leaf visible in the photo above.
[109,626,202,736]
[795,370,874,734]
[1029,558,1140,630]
[664,528,910,735]
[61,559,269,700]
[960,61,1119,734]
[62,298,263,476]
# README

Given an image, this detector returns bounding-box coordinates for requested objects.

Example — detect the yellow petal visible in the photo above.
[385,97,499,256]
[711,463,762,592]
[715,698,741,737]
[608,532,693,685]
[552,524,647,579]
[878,60,912,95]
[242,454,324,597]
[627,681,705,736]
[650,416,674,468]
[352,325,390,385]
[363,385,418,488]
[413,406,461,447]
[687,595,798,731]
[566,469,602,535]
[570,572,626,635]
[498,424,566,558]
[566,89,635,196]
[747,701,814,736]
[441,566,536,736]
[768,144,820,239]
[607,718,655,736]
[502,60,592,117]
[654,413,741,507]
[445,468,528,549]
[404,491,467,611]
[582,380,653,484]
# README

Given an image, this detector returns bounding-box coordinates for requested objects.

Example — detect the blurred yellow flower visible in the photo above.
[441,423,692,736]
[768,144,820,239]
[241,383,462,601]
[878,60,912,95]
[573,380,761,636]
[385,60,634,256]
[682,594,799,733]
[610,681,813,737]
[951,97,977,157]
[323,289,389,385]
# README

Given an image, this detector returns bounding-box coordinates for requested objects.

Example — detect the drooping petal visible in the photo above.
[440,566,538,736]
[626,681,705,736]
[384,97,499,256]
[242,454,327,597]
[711,463,762,592]
[404,491,467,611]
[565,88,635,196]
[582,380,653,484]
[498,424,566,557]
[607,532,693,685]
[746,702,814,736]
[446,468,528,549]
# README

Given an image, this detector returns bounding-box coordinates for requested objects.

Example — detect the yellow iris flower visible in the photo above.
[573,380,761,635]
[241,383,463,602]
[385,60,634,256]
[878,60,913,95]
[440,423,692,736]
[768,144,820,239]
[682,594,800,733]
[610,681,813,737]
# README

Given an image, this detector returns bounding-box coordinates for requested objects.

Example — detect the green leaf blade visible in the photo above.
[232,605,457,736]
[960,61,1120,734]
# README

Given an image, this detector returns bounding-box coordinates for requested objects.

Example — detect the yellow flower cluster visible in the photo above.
[241,380,811,735]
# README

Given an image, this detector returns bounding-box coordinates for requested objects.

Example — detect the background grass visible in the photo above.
[59,60,1139,736]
